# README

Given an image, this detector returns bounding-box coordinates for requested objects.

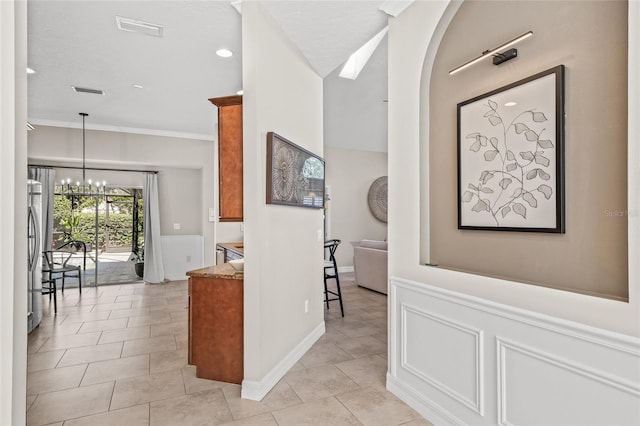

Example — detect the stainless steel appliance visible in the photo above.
[28,179,43,333]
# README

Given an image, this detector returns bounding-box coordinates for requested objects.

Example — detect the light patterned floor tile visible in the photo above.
[335,354,387,387]
[63,404,149,426]
[57,342,124,367]
[98,325,151,344]
[336,386,423,425]
[26,382,113,426]
[219,413,278,426]
[38,332,101,352]
[27,364,87,396]
[25,276,434,425]
[27,350,65,372]
[121,335,176,357]
[77,318,129,333]
[222,381,302,420]
[181,365,229,394]
[149,348,188,374]
[110,369,185,410]
[271,396,360,425]
[283,365,359,402]
[336,335,387,358]
[149,389,233,425]
[81,354,149,386]
[298,342,353,368]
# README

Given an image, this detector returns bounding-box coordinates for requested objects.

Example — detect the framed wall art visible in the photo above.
[458,65,565,233]
[266,132,325,209]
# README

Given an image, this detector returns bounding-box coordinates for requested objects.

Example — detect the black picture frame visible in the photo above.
[266,132,325,209]
[457,65,565,233]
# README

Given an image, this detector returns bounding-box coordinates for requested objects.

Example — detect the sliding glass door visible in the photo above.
[52,185,144,286]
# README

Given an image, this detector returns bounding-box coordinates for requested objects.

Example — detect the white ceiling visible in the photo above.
[27,0,389,143]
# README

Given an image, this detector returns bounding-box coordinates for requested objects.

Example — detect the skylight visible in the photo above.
[339,26,388,80]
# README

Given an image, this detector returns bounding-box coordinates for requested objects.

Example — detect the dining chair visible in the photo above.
[323,239,344,316]
[42,240,86,294]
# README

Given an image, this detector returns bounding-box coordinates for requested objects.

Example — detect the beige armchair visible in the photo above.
[353,239,388,294]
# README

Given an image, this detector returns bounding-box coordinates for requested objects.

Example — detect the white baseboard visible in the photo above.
[338,266,354,273]
[387,373,464,426]
[164,274,188,281]
[241,321,325,401]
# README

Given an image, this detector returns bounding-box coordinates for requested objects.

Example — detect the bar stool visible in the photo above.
[324,239,344,316]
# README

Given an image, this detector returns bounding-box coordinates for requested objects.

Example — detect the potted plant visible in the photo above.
[132,246,144,278]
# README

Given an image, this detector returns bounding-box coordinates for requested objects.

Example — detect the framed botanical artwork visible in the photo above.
[266,132,325,209]
[457,65,565,233]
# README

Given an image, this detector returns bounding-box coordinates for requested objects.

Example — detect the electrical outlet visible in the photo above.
[186,255,191,262]
[304,299,309,314]
[173,223,181,230]
[316,229,323,242]
[240,223,244,232]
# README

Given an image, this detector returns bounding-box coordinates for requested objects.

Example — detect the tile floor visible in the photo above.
[26,273,432,426]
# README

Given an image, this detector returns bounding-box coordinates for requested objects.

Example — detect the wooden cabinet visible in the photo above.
[209,95,243,222]
[187,264,243,384]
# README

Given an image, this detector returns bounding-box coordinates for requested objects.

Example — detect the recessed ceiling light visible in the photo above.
[132,84,144,89]
[236,90,244,95]
[216,48,233,58]
[26,67,36,74]
[504,101,517,107]
[116,16,163,38]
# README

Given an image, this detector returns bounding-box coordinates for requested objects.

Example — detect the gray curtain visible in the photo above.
[143,173,165,283]
[28,167,56,251]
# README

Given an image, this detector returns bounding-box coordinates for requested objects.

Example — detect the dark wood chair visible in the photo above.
[41,277,57,313]
[42,240,86,294]
[323,239,344,316]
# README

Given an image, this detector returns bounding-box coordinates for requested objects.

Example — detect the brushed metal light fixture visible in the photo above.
[449,31,533,76]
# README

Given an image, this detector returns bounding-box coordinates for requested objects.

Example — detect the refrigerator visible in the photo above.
[28,179,43,333]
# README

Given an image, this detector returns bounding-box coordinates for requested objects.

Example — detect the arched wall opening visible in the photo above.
[419,0,630,301]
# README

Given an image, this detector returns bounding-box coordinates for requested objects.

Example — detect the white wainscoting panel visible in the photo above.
[161,235,203,281]
[401,305,483,415]
[388,277,640,425]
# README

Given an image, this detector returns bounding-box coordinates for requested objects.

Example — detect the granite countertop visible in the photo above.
[187,263,243,280]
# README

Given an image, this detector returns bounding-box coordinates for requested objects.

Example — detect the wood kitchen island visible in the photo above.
[187,263,243,384]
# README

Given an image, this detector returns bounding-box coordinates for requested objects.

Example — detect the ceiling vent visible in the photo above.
[72,86,105,95]
[116,16,163,38]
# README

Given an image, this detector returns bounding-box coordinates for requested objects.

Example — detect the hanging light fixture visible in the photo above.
[60,113,106,195]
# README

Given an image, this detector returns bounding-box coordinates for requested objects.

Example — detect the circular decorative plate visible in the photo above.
[367,176,388,223]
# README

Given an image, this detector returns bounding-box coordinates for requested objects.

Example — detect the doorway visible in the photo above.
[52,185,144,286]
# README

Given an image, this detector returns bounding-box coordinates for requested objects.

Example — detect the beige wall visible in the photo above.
[324,147,387,267]
[242,1,325,389]
[427,0,628,300]
[28,125,215,262]
[388,0,639,336]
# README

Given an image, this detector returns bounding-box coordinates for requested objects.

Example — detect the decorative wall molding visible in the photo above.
[29,118,215,142]
[496,337,640,426]
[400,303,484,414]
[388,277,640,425]
[392,277,640,356]
[241,321,325,401]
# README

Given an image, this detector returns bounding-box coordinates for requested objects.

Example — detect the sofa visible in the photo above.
[353,239,388,294]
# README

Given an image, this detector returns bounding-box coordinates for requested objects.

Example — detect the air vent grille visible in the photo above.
[116,16,163,37]
[72,86,105,95]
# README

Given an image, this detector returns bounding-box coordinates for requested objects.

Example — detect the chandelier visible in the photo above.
[59,113,107,195]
